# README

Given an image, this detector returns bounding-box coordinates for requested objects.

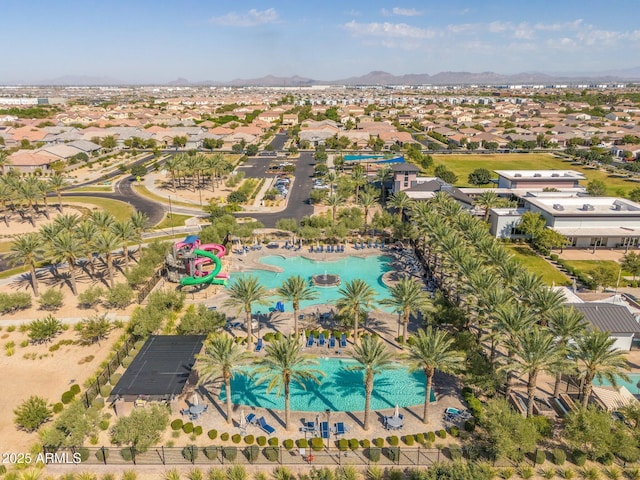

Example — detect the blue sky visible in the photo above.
[2,0,639,83]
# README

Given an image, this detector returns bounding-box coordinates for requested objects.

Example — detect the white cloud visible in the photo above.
[343,21,435,39]
[209,8,278,27]
[392,7,422,17]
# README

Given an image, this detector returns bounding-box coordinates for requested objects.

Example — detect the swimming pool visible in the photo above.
[594,373,640,395]
[221,357,436,412]
[231,255,394,310]
[344,155,385,161]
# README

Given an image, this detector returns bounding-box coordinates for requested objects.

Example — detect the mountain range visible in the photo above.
[8,68,640,87]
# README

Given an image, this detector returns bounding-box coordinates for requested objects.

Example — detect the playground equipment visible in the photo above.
[166,235,229,286]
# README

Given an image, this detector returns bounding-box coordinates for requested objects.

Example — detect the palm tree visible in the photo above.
[325,194,343,222]
[9,233,44,296]
[111,220,136,268]
[324,171,337,196]
[75,220,98,275]
[53,213,81,233]
[18,177,40,226]
[389,191,412,220]
[223,275,270,351]
[195,334,252,424]
[336,279,378,344]
[549,306,587,397]
[351,164,367,200]
[574,329,630,408]
[475,190,500,222]
[406,327,464,424]
[253,335,324,430]
[129,211,150,257]
[380,277,432,345]
[0,150,9,175]
[530,287,566,326]
[375,167,392,205]
[276,275,319,337]
[48,174,69,212]
[94,230,120,288]
[506,327,563,417]
[89,210,115,233]
[0,178,13,226]
[51,231,83,295]
[36,179,51,217]
[164,155,180,191]
[359,191,377,231]
[348,335,396,430]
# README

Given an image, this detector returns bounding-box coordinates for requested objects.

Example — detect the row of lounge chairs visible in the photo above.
[443,407,472,424]
[244,413,276,435]
[300,421,350,438]
[309,245,345,253]
[283,241,302,250]
[306,333,347,348]
[354,241,385,250]
[234,244,262,254]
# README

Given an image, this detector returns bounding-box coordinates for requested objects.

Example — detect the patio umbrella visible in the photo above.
[301,330,307,346]
[239,409,246,430]
[394,404,399,418]
[192,393,199,406]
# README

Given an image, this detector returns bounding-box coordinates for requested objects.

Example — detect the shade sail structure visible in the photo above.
[110,335,206,401]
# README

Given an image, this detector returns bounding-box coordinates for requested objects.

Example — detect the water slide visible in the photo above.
[180,243,228,286]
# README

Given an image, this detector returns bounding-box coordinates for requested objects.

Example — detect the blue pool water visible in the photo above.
[594,373,640,395]
[230,255,394,310]
[221,357,436,412]
[344,154,385,161]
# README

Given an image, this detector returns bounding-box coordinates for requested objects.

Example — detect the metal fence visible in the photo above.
[82,338,134,408]
[47,446,446,468]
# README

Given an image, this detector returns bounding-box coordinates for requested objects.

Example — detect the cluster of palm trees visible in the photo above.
[9,210,149,296]
[0,171,69,227]
[162,153,233,193]
[408,192,629,415]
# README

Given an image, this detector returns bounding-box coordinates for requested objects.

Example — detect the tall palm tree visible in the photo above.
[223,275,270,351]
[51,231,83,295]
[374,167,392,205]
[549,306,587,397]
[530,287,566,326]
[18,177,40,226]
[111,220,136,268]
[9,233,44,296]
[276,275,319,337]
[94,230,120,288]
[324,171,337,196]
[0,150,9,175]
[253,335,324,430]
[195,334,252,424]
[574,329,630,408]
[348,335,396,430]
[164,155,180,191]
[336,279,378,344]
[325,194,343,222]
[53,213,81,233]
[75,220,98,275]
[89,210,116,233]
[351,164,367,201]
[380,277,432,345]
[359,191,377,231]
[406,327,464,424]
[36,179,51,217]
[475,190,500,222]
[505,327,564,417]
[48,174,69,212]
[129,211,150,257]
[388,191,412,220]
[0,178,13,226]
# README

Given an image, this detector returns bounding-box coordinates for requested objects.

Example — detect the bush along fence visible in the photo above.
[43,446,446,467]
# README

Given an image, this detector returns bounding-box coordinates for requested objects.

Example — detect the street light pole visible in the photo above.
[168,195,174,237]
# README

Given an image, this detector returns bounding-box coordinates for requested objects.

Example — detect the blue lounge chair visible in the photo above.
[318,333,325,346]
[258,416,276,435]
[320,421,330,439]
[254,338,263,352]
[334,422,348,436]
[353,243,359,250]
[318,245,323,253]
[246,413,256,425]
[340,333,347,348]
[310,245,314,253]
[306,333,315,348]
[368,241,372,248]
[329,334,336,348]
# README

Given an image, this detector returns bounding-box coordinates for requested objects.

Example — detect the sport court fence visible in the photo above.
[81,338,134,409]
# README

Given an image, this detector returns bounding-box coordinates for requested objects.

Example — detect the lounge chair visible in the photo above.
[246,413,257,425]
[306,333,315,348]
[258,416,276,435]
[318,245,324,253]
[318,333,325,346]
[353,243,359,250]
[334,422,348,436]
[254,338,263,352]
[320,421,330,439]
[310,245,315,253]
[374,240,379,248]
[329,334,336,348]
[340,333,347,348]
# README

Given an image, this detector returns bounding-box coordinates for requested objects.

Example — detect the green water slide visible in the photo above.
[180,248,227,286]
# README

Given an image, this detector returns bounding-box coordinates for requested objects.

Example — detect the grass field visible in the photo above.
[133,185,201,208]
[154,213,193,230]
[67,186,113,193]
[63,196,134,222]
[433,153,640,195]
[506,244,572,286]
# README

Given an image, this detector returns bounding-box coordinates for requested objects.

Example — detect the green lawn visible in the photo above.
[63,196,134,222]
[133,185,202,208]
[561,259,627,275]
[67,186,113,192]
[154,213,193,230]
[434,153,640,195]
[506,245,571,286]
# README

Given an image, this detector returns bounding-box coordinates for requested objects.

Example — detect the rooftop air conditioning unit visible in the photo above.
[553,204,565,211]
[551,173,560,177]
[534,173,542,177]
[613,203,625,211]
[583,204,594,211]
[514,173,522,177]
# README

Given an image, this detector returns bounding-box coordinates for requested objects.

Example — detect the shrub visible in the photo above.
[104,283,134,309]
[245,445,259,462]
[529,415,553,438]
[95,448,109,463]
[220,432,229,441]
[61,391,74,404]
[120,447,136,462]
[373,438,384,448]
[463,388,483,417]
[38,288,64,311]
[99,420,110,431]
[182,422,194,434]
[70,384,81,395]
[171,419,183,431]
[13,395,52,432]
[438,429,447,439]
[464,419,476,432]
[257,436,267,446]
[427,431,436,442]
[222,447,237,461]
[337,439,348,451]
[283,439,294,450]
[449,426,459,437]
[386,447,400,462]
[598,452,614,465]
[414,433,425,444]
[92,397,105,409]
[367,447,381,462]
[518,466,534,480]
[535,449,546,465]
[553,448,566,466]
[53,402,64,414]
[349,438,359,450]
[448,445,463,461]
[572,450,587,467]
[362,439,371,448]
[297,439,309,448]
[0,292,32,313]
[109,373,122,386]
[263,446,279,462]
[231,434,242,444]
[208,429,217,440]
[204,447,218,460]
[311,438,324,451]
[244,434,255,445]
[403,435,414,446]
[182,445,198,462]
[388,435,399,446]
[100,385,112,397]
[550,254,559,262]
[268,437,279,446]
[193,426,203,436]
[78,286,104,308]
